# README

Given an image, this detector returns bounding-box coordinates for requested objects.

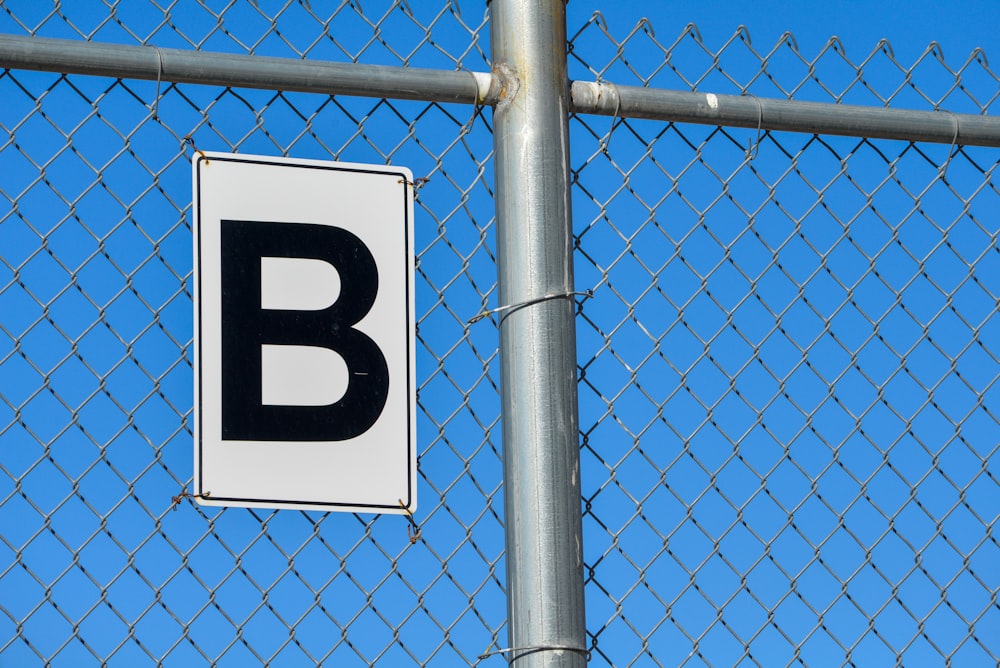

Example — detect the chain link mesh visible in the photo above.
[1,3,998,666]
[568,12,999,113]
[571,17,1000,667]
[1,0,490,69]
[1,2,502,665]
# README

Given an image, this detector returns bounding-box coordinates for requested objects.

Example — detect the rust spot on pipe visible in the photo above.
[490,62,519,113]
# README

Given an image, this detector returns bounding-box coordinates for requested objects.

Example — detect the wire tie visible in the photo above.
[744,93,763,160]
[171,485,211,510]
[398,499,421,544]
[148,45,164,120]
[939,109,959,180]
[464,67,483,106]
[478,644,591,662]
[184,135,207,160]
[597,80,622,153]
[468,289,593,325]
[398,176,431,188]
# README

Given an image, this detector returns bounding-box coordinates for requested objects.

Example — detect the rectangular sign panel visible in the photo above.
[193,152,416,514]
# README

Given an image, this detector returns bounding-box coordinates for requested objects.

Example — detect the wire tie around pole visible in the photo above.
[468,289,593,325]
[148,45,164,120]
[477,644,592,662]
[597,80,622,153]
[939,110,959,181]
[744,93,763,160]
[464,67,483,106]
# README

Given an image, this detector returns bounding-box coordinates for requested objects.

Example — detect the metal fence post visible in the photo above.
[490,0,587,665]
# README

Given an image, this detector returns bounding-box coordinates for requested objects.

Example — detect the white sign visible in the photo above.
[193,152,416,514]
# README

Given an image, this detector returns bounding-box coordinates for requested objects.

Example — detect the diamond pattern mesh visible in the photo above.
[1,3,501,664]
[1,3,998,666]
[570,17,1000,667]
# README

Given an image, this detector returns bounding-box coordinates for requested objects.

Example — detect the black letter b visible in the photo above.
[220,220,389,442]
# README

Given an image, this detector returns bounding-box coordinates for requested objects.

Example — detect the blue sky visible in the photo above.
[1,1,998,666]
[568,0,999,63]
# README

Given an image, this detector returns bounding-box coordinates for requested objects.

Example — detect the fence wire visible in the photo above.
[570,17,1000,667]
[1,2,999,666]
[1,3,501,665]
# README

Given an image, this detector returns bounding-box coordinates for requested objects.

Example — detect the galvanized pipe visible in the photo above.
[0,33,492,104]
[571,80,1000,147]
[4,34,1000,147]
[489,1,588,666]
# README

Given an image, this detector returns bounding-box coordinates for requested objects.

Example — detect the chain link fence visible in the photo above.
[1,2,998,665]
[1,3,503,665]
[569,16,1000,666]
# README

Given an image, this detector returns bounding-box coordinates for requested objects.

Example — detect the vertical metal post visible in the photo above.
[490,1,587,666]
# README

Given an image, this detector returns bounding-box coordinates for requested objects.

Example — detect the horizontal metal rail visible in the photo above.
[0,34,493,105]
[570,81,1000,147]
[2,34,999,146]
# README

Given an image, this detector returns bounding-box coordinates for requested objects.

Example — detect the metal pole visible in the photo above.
[490,1,587,666]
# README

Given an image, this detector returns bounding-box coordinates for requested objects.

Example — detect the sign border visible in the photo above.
[193,152,416,514]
